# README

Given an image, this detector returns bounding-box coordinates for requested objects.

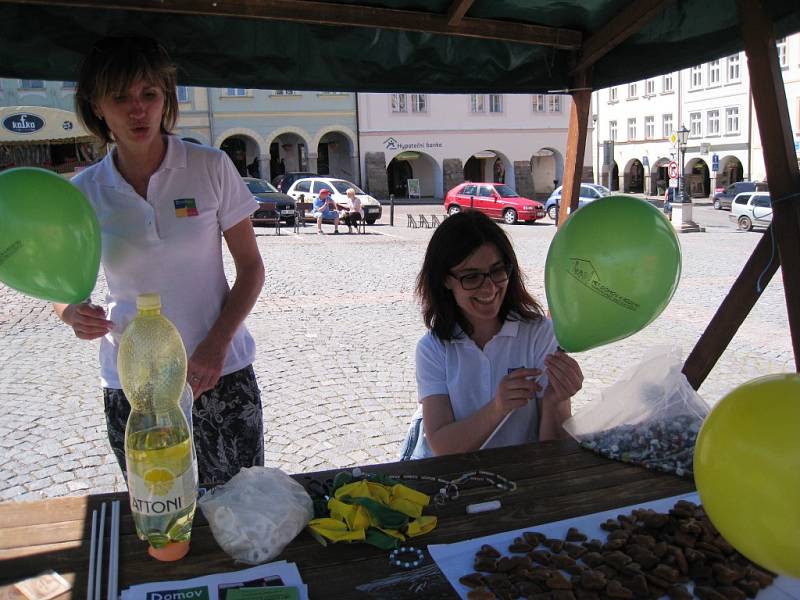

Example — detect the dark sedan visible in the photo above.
[245,177,297,226]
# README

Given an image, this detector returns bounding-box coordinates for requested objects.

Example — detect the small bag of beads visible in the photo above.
[563,347,709,477]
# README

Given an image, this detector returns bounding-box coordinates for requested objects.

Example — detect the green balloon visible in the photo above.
[545,195,681,352]
[0,167,100,303]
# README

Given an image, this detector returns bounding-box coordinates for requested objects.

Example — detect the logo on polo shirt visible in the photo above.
[174,198,198,217]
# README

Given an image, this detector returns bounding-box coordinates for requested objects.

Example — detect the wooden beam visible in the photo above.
[685,0,800,386]
[571,0,673,74]
[682,231,781,388]
[557,70,592,228]
[0,0,582,50]
[446,0,474,27]
[737,0,800,369]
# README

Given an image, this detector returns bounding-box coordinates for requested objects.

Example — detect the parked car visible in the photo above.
[272,171,317,193]
[244,177,297,226]
[729,191,772,231]
[712,180,767,210]
[544,183,609,220]
[285,177,383,224]
[444,182,545,224]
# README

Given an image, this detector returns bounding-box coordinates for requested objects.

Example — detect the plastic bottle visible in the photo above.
[118,293,198,561]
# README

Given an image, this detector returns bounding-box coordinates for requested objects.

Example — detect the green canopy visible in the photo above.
[0,0,798,93]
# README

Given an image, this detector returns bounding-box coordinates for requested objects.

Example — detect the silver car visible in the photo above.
[729,192,772,231]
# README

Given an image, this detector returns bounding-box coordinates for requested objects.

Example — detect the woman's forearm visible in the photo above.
[538,394,572,441]
[425,400,506,456]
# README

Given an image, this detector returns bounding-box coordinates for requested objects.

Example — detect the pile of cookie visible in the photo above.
[579,415,701,478]
[459,499,775,600]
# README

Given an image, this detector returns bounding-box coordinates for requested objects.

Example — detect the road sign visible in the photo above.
[670,132,678,145]
[668,161,679,179]
[712,153,720,172]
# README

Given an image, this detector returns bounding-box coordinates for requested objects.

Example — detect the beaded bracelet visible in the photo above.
[389,546,424,569]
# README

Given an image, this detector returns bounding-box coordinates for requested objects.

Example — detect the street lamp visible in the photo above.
[677,125,690,203]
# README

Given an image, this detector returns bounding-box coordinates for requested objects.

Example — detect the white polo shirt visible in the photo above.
[72,135,259,389]
[411,317,558,459]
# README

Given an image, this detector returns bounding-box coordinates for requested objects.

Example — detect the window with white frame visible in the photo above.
[411,93,427,113]
[645,79,655,96]
[777,37,787,68]
[391,93,407,113]
[609,120,618,141]
[548,95,562,112]
[20,80,44,89]
[628,118,637,140]
[532,95,545,112]
[663,74,674,93]
[691,66,703,89]
[690,112,702,136]
[708,60,720,86]
[470,94,485,113]
[226,88,247,96]
[609,87,618,102]
[707,109,720,135]
[489,94,503,113]
[726,106,740,133]
[727,54,741,82]
[177,86,189,103]
[645,116,655,139]
[662,114,673,138]
[628,82,637,99]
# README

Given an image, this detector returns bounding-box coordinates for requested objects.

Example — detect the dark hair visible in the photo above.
[415,210,545,340]
[75,36,179,144]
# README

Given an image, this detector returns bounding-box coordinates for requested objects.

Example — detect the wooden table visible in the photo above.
[0,440,694,598]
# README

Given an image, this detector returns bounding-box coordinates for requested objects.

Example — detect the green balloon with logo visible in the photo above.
[545,195,681,352]
[0,167,100,303]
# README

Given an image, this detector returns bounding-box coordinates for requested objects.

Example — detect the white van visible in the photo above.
[729,192,772,231]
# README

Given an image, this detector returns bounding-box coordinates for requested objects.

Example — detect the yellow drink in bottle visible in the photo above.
[118,293,197,561]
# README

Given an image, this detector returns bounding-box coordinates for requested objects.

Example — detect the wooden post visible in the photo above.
[558,70,592,227]
[684,0,800,386]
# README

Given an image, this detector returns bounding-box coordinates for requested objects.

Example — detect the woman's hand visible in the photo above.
[492,367,542,416]
[187,334,229,399]
[55,302,114,340]
[543,351,583,404]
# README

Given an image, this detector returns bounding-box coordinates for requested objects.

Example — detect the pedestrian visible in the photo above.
[400,210,583,460]
[312,188,341,234]
[54,35,266,485]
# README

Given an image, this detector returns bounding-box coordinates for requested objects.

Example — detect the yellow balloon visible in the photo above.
[694,373,800,577]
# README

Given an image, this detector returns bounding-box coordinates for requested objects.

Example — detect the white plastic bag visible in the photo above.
[563,347,709,477]
[198,466,313,564]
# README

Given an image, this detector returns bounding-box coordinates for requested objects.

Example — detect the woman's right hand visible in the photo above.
[492,367,541,416]
[58,302,114,340]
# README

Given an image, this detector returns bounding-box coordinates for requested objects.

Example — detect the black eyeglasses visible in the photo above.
[449,264,512,290]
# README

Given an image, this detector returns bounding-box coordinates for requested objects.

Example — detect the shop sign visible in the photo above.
[3,112,45,135]
[383,137,443,151]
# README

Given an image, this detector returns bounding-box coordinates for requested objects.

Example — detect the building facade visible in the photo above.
[592,33,800,198]
[358,92,594,200]
[0,80,358,185]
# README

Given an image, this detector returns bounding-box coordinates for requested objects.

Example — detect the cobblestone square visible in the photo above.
[0,204,792,502]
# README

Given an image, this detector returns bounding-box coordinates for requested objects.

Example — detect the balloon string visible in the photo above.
[755,191,800,294]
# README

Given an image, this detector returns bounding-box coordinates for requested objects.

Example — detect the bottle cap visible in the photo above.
[136,293,161,311]
[148,540,190,561]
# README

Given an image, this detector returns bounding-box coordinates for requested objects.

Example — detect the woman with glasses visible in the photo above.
[53,36,265,484]
[400,210,583,459]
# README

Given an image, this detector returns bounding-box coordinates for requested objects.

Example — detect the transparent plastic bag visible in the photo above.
[198,466,314,564]
[563,347,709,477]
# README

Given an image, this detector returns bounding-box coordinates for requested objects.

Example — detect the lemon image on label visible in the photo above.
[144,467,175,496]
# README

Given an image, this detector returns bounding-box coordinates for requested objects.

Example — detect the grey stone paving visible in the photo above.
[0,204,792,502]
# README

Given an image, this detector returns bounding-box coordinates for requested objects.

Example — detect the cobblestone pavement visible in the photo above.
[0,204,792,502]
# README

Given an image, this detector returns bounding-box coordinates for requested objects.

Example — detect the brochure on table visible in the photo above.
[120,561,308,600]
[427,492,800,600]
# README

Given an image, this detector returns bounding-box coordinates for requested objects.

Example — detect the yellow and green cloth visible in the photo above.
[307,474,437,549]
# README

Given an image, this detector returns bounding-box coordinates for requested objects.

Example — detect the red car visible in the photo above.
[444,182,545,224]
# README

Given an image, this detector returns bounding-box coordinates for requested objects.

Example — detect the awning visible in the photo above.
[0,106,94,144]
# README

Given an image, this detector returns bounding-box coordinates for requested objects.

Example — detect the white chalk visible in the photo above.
[466,500,501,514]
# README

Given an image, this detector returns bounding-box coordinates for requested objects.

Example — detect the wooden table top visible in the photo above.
[0,440,695,599]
